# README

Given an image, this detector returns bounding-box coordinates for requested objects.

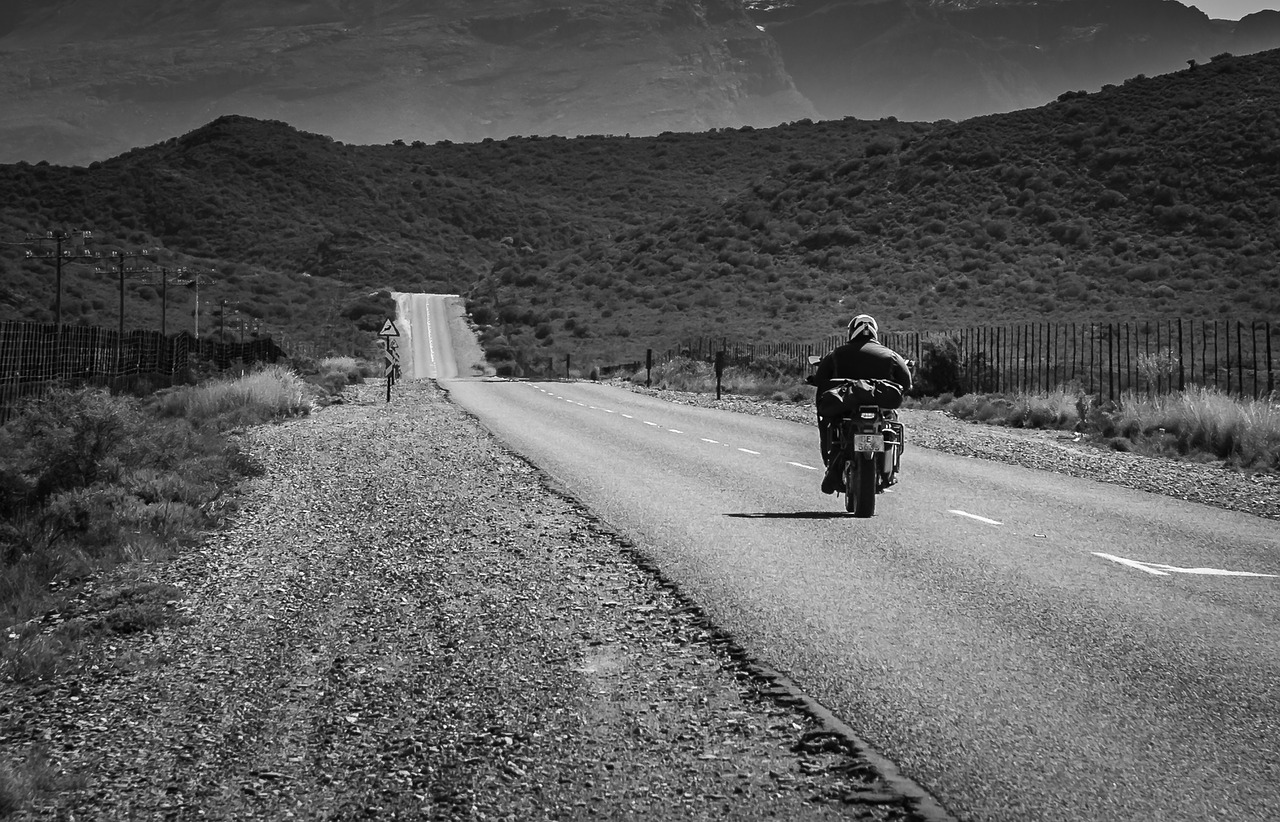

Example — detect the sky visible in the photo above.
[1189,0,1279,19]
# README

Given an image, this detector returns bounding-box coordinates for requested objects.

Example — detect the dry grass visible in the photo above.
[931,384,1280,471]
[629,356,812,403]
[157,363,312,425]
[1105,386,1280,470]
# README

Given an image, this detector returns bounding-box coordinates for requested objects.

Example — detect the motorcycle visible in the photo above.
[806,357,908,518]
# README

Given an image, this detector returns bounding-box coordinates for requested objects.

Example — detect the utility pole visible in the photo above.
[106,247,153,374]
[107,248,153,340]
[22,229,96,329]
[17,229,98,378]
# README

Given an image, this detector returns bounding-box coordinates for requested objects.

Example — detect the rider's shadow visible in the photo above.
[725,512,857,520]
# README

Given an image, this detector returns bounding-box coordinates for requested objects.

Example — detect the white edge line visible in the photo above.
[948,509,1003,526]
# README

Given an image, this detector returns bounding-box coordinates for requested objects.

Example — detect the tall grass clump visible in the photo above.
[312,356,377,396]
[1104,387,1280,470]
[934,384,1084,430]
[157,363,312,426]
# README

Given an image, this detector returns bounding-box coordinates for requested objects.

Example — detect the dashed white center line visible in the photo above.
[622,414,634,419]
[668,429,684,434]
[789,462,818,471]
[949,510,1003,526]
[738,448,761,455]
[644,421,659,427]
[701,438,720,444]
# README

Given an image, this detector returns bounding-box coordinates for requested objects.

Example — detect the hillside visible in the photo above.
[2,49,1279,371]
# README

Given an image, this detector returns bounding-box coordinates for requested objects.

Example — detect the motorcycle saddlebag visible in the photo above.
[817,379,904,416]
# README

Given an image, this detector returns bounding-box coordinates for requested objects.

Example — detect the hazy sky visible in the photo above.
[1190,0,1279,19]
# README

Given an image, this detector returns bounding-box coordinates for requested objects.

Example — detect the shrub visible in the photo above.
[915,335,965,396]
[0,385,269,629]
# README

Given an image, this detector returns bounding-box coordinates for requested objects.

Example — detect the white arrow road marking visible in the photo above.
[1092,552,1169,576]
[949,510,1003,526]
[1093,553,1277,578]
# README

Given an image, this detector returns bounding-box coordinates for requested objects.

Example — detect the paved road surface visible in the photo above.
[398,294,1280,822]
[393,292,458,380]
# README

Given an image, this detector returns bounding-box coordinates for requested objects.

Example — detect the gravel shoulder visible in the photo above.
[1,381,935,821]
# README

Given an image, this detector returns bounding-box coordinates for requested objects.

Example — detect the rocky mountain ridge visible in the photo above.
[752,0,1280,123]
[0,0,814,166]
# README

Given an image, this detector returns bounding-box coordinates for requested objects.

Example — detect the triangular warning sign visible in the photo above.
[378,318,400,337]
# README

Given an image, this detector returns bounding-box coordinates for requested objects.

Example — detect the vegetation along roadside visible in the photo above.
[627,352,1280,474]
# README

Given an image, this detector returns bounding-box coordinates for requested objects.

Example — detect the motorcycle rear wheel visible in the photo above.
[846,454,877,517]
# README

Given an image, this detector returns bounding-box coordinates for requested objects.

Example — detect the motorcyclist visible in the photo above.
[812,314,913,494]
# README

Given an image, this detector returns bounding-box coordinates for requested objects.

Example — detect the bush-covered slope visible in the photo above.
[2,49,1278,370]
[522,49,1280,362]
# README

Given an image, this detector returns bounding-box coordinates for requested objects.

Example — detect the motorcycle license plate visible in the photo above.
[853,434,884,452]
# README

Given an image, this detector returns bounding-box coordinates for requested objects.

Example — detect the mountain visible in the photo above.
[749,0,1280,123]
[5,0,1280,168]
[2,49,1278,371]
[0,0,815,166]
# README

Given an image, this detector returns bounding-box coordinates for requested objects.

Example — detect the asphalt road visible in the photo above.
[400,296,1280,822]
[393,291,458,380]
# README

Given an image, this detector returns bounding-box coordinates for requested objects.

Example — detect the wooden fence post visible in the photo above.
[1235,321,1243,398]
[1267,321,1274,398]
[1178,318,1185,392]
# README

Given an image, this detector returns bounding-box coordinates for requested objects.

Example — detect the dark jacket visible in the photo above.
[813,338,913,399]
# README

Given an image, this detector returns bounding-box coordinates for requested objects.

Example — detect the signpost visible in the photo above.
[378,318,400,402]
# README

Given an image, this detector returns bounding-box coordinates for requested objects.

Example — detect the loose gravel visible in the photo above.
[1,381,936,821]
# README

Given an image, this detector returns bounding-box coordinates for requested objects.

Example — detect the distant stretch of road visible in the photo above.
[395,293,1280,822]
[393,292,457,380]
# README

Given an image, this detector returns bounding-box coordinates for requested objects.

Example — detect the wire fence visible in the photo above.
[0,321,288,423]
[612,319,1277,401]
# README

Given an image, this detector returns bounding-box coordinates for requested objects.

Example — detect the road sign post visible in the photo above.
[378,318,400,402]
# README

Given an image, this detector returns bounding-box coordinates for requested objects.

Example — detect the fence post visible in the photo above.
[1107,323,1115,403]
[1223,320,1231,394]
[1178,319,1185,392]
[646,348,653,387]
[1237,321,1244,398]
[715,349,724,400]
[1267,321,1274,398]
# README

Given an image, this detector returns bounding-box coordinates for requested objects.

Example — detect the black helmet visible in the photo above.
[847,314,878,342]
